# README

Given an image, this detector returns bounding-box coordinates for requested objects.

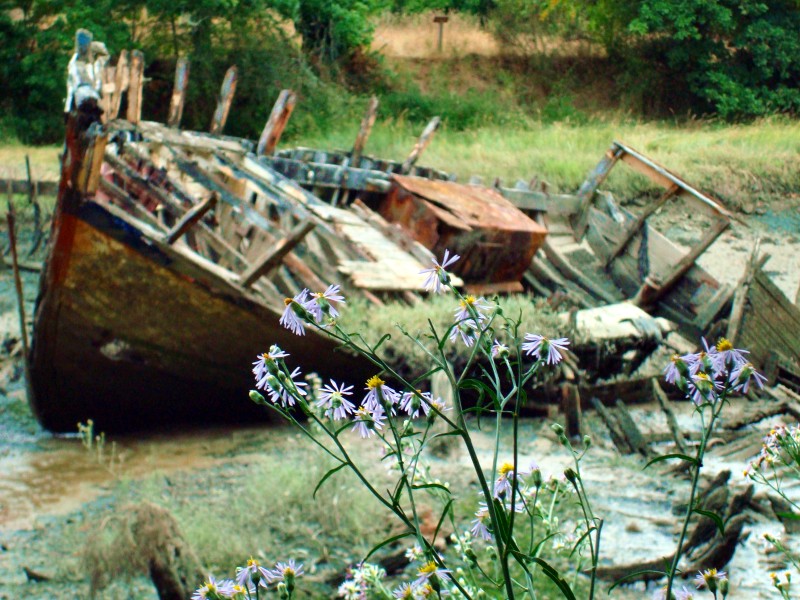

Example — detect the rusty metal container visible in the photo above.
[380,175,547,289]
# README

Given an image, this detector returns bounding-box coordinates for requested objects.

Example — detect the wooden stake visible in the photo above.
[572,145,624,240]
[257,89,297,156]
[210,66,238,135]
[126,50,145,124]
[109,50,129,120]
[350,96,379,165]
[239,221,315,288]
[6,207,30,394]
[401,116,440,174]
[167,57,190,128]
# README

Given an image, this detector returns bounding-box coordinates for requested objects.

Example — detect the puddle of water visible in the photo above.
[0,424,277,531]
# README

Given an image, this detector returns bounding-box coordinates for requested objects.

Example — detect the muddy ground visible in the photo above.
[0,196,799,599]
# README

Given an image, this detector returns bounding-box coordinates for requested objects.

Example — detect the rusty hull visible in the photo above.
[29,193,367,432]
[379,175,547,285]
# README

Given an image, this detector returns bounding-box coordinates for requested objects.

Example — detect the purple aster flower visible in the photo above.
[413,560,451,588]
[306,284,345,323]
[316,380,356,420]
[663,353,689,385]
[688,371,721,405]
[449,319,478,347]
[280,289,311,335]
[252,345,289,387]
[352,405,386,438]
[399,390,433,418]
[266,366,308,407]
[471,503,492,541]
[493,462,519,498]
[268,559,304,583]
[338,579,366,600]
[192,575,235,599]
[491,339,510,360]
[522,334,570,365]
[420,249,460,294]
[235,557,270,588]
[363,375,400,413]
[393,582,418,599]
[453,295,491,323]
[712,337,749,372]
[730,361,767,393]
[694,568,726,592]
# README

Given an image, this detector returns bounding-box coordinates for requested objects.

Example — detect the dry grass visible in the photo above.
[0,142,60,181]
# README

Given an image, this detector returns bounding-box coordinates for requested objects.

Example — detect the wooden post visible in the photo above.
[350,96,379,166]
[603,185,680,267]
[210,66,238,135]
[433,15,449,52]
[109,50,129,121]
[401,116,440,174]
[560,383,582,438]
[631,217,729,308]
[257,89,297,156]
[652,379,687,454]
[165,194,216,244]
[727,238,761,344]
[6,207,30,394]
[239,221,315,287]
[572,144,624,240]
[126,50,145,124]
[167,58,190,128]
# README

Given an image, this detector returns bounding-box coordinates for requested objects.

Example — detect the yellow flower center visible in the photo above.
[499,462,515,476]
[670,353,681,363]
[716,338,734,352]
[419,561,437,575]
[284,297,293,306]
[704,568,718,580]
[460,295,476,309]
[695,372,711,382]
[247,558,259,568]
[283,566,295,577]
[366,375,385,389]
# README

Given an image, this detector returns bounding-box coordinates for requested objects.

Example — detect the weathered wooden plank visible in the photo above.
[239,221,315,288]
[401,117,440,174]
[499,188,581,215]
[726,241,761,344]
[257,89,297,156]
[165,194,216,244]
[603,185,679,267]
[571,145,624,240]
[167,58,190,128]
[209,66,238,135]
[109,50,128,120]
[98,177,168,231]
[351,96,379,165]
[126,50,145,124]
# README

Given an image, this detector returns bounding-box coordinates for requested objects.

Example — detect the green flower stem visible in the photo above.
[665,399,725,599]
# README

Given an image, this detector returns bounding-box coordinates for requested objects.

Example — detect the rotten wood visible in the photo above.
[6,208,30,392]
[591,398,632,454]
[560,383,582,438]
[239,221,315,288]
[631,217,728,308]
[126,50,145,124]
[572,145,624,240]
[166,58,190,128]
[400,117,440,174]
[351,96,379,165]
[209,66,238,135]
[603,185,679,267]
[257,89,297,156]
[614,399,653,458]
[727,239,761,344]
[109,50,129,120]
[165,194,216,244]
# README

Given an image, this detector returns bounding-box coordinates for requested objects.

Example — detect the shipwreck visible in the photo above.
[23,34,800,432]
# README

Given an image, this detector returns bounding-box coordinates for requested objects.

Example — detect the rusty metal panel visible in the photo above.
[380,175,547,284]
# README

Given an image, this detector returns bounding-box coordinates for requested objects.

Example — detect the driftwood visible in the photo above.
[591,398,632,454]
[652,379,688,454]
[614,399,653,458]
[725,401,800,430]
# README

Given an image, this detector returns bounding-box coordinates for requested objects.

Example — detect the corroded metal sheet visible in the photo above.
[380,175,547,284]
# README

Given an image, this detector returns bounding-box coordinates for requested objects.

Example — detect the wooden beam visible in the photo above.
[239,221,315,288]
[109,50,128,120]
[167,57,190,128]
[571,144,624,240]
[126,50,145,124]
[726,239,761,344]
[632,217,729,308]
[350,96,379,165]
[257,89,297,156]
[210,66,238,135]
[603,185,679,267]
[401,116,440,174]
[165,194,216,244]
[98,177,168,231]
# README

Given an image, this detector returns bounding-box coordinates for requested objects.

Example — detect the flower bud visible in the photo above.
[551,423,565,436]
[278,581,289,599]
[583,434,592,448]
[719,578,729,597]
[564,468,578,484]
[531,467,543,488]
[249,390,266,405]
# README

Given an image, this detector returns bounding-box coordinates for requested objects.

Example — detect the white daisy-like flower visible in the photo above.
[306,284,345,323]
[420,249,460,294]
[316,380,356,420]
[280,289,311,335]
[352,405,386,438]
[400,390,432,418]
[521,334,570,365]
[266,366,308,407]
[362,375,400,413]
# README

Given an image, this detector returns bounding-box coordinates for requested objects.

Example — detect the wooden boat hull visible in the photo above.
[29,189,366,432]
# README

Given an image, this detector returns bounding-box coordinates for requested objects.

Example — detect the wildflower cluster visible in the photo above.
[192,559,304,599]
[279,284,344,335]
[663,338,765,405]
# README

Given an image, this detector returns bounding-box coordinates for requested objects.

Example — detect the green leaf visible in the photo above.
[362,531,415,564]
[530,557,576,600]
[433,498,454,545]
[693,508,725,536]
[569,526,596,558]
[776,511,800,520]
[313,462,348,499]
[411,482,451,495]
[644,453,698,469]
[607,570,667,593]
